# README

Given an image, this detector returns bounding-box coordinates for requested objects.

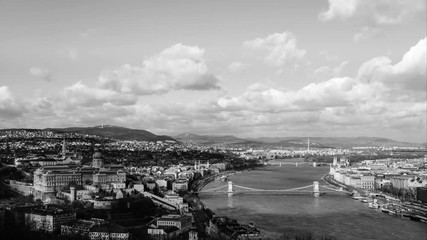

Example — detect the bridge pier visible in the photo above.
[227,181,233,197]
[313,181,320,197]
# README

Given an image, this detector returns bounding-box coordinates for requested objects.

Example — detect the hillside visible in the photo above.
[47,125,176,142]
[175,133,248,145]
[177,133,420,148]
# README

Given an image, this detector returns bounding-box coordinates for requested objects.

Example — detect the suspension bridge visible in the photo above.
[197,181,350,197]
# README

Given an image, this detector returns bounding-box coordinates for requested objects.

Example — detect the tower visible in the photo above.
[307,138,310,151]
[313,181,320,197]
[194,160,200,171]
[70,186,76,202]
[227,181,233,197]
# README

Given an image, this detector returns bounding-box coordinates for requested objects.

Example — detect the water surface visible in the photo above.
[200,162,427,240]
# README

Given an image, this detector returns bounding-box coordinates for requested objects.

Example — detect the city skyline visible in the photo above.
[0,0,426,142]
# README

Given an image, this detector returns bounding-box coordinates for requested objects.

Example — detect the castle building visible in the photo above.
[33,149,126,198]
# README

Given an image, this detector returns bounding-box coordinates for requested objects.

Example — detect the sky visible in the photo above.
[0,0,426,142]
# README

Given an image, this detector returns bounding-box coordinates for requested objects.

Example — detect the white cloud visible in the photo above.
[98,43,221,95]
[320,0,426,25]
[358,37,426,93]
[353,26,384,42]
[29,67,52,81]
[0,86,24,119]
[243,32,306,67]
[63,81,136,107]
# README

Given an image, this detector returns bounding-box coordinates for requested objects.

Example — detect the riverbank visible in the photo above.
[323,174,427,224]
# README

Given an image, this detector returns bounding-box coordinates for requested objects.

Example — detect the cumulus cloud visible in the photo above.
[29,67,52,81]
[63,81,136,107]
[98,44,221,95]
[243,32,306,67]
[2,39,425,142]
[319,0,426,25]
[358,37,426,93]
[0,86,24,119]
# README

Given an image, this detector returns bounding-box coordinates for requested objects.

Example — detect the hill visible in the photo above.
[175,133,248,145]
[177,133,420,148]
[46,125,176,142]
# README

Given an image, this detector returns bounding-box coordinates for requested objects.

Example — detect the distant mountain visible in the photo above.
[254,136,419,148]
[46,125,176,142]
[175,133,248,145]
[177,134,420,148]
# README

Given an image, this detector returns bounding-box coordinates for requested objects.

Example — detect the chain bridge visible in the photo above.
[197,181,349,197]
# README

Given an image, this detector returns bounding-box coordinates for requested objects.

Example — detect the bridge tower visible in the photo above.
[227,181,233,197]
[313,181,320,197]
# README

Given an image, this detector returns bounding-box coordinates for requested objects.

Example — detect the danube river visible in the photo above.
[200,159,427,240]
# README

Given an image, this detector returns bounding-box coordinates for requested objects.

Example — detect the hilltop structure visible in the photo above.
[32,148,125,200]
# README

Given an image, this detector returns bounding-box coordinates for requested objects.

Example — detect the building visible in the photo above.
[89,222,129,240]
[360,175,375,189]
[25,207,76,233]
[62,218,129,240]
[61,219,98,237]
[32,150,126,198]
[172,179,188,192]
[33,166,82,192]
[390,176,412,190]
[156,214,192,230]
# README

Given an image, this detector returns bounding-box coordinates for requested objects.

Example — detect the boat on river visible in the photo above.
[381,208,390,213]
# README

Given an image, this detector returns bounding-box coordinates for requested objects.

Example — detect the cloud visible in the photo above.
[314,61,348,78]
[227,61,248,72]
[358,37,426,93]
[2,39,425,142]
[0,86,24,119]
[63,81,136,107]
[353,26,385,42]
[98,43,221,95]
[319,0,426,25]
[243,32,306,67]
[29,67,52,81]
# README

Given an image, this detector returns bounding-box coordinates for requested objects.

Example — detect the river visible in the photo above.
[200,160,427,240]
